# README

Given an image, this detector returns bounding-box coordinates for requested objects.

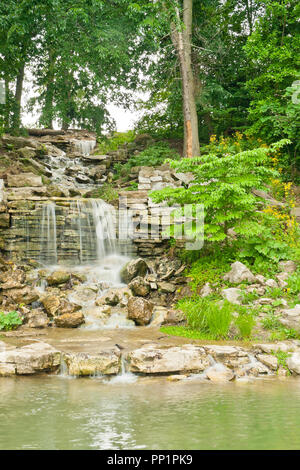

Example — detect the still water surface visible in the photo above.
[0,376,300,450]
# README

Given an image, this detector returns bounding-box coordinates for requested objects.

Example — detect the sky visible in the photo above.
[21,72,144,132]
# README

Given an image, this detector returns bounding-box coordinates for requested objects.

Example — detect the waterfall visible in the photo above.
[72,139,96,156]
[36,199,120,266]
[39,202,58,265]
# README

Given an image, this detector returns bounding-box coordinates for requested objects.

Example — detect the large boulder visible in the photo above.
[1,286,39,305]
[46,270,71,286]
[0,342,60,376]
[279,304,300,332]
[126,345,210,374]
[287,352,300,374]
[6,172,43,188]
[223,261,255,284]
[26,309,50,328]
[206,364,235,382]
[221,287,242,305]
[41,294,60,316]
[54,312,85,328]
[120,258,148,284]
[127,297,153,325]
[128,276,150,297]
[63,349,121,376]
[95,288,121,306]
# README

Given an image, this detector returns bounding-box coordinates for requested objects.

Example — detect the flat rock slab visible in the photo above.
[0,342,60,376]
[63,349,121,376]
[126,345,210,374]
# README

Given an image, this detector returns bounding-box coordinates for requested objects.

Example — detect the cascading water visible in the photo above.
[39,202,58,265]
[72,139,96,156]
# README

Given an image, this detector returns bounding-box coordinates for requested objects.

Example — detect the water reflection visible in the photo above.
[0,376,300,449]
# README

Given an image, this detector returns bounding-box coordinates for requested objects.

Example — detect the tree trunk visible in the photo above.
[171,0,200,158]
[12,63,25,130]
[42,50,56,129]
[4,76,10,129]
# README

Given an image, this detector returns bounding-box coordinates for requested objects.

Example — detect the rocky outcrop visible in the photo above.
[223,261,256,284]
[279,305,300,332]
[46,271,71,286]
[128,276,150,297]
[7,173,43,188]
[63,349,121,376]
[54,312,85,328]
[126,345,210,374]
[127,297,153,325]
[120,258,148,283]
[0,342,60,376]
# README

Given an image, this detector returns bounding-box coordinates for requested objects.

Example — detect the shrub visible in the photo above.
[234,314,256,338]
[0,311,22,331]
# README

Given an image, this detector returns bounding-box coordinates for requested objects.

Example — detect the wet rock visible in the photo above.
[26,308,50,328]
[203,345,248,360]
[120,258,148,283]
[0,269,25,289]
[127,345,209,374]
[0,213,10,228]
[287,353,300,374]
[279,260,297,273]
[18,146,37,159]
[46,270,71,286]
[256,354,278,371]
[206,364,235,382]
[95,288,120,306]
[221,288,242,305]
[129,276,150,297]
[54,311,85,328]
[1,286,39,305]
[63,349,121,376]
[127,297,153,326]
[6,172,43,188]
[41,295,60,316]
[157,281,176,294]
[223,261,255,284]
[0,342,60,375]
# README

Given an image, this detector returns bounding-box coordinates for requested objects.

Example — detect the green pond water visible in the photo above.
[1,375,300,450]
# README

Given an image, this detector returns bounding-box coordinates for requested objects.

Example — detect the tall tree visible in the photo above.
[170,0,200,157]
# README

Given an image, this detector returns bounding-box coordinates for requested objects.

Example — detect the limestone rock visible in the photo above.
[256,354,278,370]
[265,279,278,289]
[41,295,60,316]
[95,288,121,306]
[221,287,242,305]
[279,304,300,332]
[1,286,39,305]
[54,311,85,328]
[223,262,255,284]
[7,172,43,188]
[46,270,71,286]
[63,350,121,376]
[120,258,148,283]
[129,276,150,297]
[127,297,153,326]
[287,352,300,374]
[276,272,289,288]
[0,342,60,375]
[127,345,209,374]
[279,260,297,273]
[200,282,213,297]
[206,364,235,382]
[26,309,50,328]
[157,281,176,294]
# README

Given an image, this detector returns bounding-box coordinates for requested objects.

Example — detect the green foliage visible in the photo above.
[234,314,256,339]
[271,350,292,374]
[186,251,233,289]
[150,141,288,258]
[96,131,136,153]
[0,311,22,331]
[160,325,216,341]
[84,184,118,202]
[177,297,233,339]
[244,0,300,174]
[287,271,300,296]
[262,312,300,340]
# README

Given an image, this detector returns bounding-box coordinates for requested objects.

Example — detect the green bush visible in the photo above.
[0,311,22,331]
[84,184,118,202]
[234,314,256,338]
[177,297,233,339]
[96,131,136,153]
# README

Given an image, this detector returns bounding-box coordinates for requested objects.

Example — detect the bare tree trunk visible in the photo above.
[42,50,56,129]
[171,0,200,158]
[12,63,25,130]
